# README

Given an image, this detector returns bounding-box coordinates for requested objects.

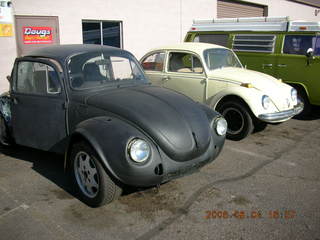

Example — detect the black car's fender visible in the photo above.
[65,116,165,186]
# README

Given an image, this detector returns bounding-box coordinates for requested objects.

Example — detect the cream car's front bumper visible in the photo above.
[258,102,304,123]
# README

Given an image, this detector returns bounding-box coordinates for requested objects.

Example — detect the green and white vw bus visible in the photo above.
[185,17,320,114]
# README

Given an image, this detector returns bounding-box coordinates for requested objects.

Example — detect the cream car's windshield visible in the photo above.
[204,48,242,70]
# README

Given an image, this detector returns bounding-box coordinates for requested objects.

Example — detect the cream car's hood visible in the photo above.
[208,67,296,111]
[208,67,285,89]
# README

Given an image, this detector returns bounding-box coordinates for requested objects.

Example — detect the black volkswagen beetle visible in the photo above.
[0,44,226,207]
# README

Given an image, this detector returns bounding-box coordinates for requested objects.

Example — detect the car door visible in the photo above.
[275,34,320,105]
[163,51,207,103]
[10,58,67,151]
[141,51,167,86]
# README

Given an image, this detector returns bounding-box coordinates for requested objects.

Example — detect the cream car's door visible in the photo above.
[162,51,207,103]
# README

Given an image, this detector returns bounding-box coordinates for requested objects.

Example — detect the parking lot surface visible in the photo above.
[0,109,320,240]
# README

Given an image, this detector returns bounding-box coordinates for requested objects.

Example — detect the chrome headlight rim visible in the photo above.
[214,117,228,136]
[291,88,297,103]
[262,95,271,110]
[127,138,151,163]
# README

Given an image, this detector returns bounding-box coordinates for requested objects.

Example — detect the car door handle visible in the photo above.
[277,64,287,68]
[262,64,273,68]
[162,76,171,82]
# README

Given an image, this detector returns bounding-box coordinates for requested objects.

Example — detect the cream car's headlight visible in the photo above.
[215,117,228,136]
[128,139,151,163]
[262,95,271,110]
[291,88,297,103]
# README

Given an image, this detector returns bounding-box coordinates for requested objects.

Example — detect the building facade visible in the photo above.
[0,0,319,93]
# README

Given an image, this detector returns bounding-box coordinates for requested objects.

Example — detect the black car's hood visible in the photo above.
[84,85,211,161]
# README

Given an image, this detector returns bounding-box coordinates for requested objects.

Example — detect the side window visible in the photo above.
[232,34,276,53]
[283,35,316,55]
[15,61,61,95]
[168,52,203,74]
[194,34,229,47]
[141,52,165,71]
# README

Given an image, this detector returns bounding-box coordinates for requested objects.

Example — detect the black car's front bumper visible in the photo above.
[117,133,225,187]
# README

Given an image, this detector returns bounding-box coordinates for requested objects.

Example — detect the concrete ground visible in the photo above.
[0,109,319,240]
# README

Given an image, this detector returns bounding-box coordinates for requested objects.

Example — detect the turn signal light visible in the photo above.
[240,83,253,88]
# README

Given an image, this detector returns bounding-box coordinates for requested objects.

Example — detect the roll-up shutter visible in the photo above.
[217,0,267,18]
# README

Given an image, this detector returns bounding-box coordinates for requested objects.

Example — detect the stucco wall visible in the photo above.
[0,0,319,93]
[244,0,319,21]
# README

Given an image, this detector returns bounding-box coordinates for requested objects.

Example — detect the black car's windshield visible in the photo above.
[204,48,242,70]
[68,52,147,90]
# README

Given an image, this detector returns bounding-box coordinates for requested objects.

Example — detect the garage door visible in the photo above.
[15,16,60,56]
[217,0,267,18]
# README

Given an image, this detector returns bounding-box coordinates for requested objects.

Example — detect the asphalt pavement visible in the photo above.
[0,108,319,240]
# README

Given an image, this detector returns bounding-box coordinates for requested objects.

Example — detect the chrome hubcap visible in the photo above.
[74,151,99,198]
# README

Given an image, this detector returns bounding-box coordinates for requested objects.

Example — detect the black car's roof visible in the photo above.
[25,44,130,62]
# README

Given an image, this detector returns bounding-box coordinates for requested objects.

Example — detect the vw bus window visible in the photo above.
[283,35,318,55]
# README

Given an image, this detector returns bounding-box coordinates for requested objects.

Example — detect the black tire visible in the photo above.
[0,116,11,146]
[217,101,254,141]
[253,119,267,133]
[297,89,311,117]
[70,141,122,207]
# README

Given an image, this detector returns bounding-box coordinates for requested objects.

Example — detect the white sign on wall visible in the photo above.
[0,1,13,23]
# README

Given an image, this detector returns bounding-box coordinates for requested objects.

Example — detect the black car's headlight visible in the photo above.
[214,117,228,136]
[128,138,151,163]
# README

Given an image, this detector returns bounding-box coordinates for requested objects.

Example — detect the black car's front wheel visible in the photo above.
[217,101,254,141]
[70,141,122,207]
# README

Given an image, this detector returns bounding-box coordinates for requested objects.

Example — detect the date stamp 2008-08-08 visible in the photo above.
[204,210,296,220]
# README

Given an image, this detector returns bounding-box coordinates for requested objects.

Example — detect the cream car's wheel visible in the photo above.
[217,101,254,140]
[70,141,122,207]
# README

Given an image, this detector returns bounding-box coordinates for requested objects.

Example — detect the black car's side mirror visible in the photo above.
[6,75,11,83]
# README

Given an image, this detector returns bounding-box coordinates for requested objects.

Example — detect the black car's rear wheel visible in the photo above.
[0,116,11,146]
[70,141,122,207]
[217,101,254,141]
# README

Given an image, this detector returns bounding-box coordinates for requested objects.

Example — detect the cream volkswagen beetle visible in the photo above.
[141,43,303,140]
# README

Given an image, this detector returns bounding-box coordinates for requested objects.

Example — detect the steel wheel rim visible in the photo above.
[223,107,245,135]
[74,151,100,198]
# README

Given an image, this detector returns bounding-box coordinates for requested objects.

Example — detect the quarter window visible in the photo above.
[194,34,229,47]
[232,34,276,53]
[141,52,165,71]
[15,61,61,95]
[283,35,318,55]
[168,52,203,74]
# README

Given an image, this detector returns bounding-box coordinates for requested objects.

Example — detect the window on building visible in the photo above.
[193,34,229,47]
[82,20,122,48]
[232,34,276,53]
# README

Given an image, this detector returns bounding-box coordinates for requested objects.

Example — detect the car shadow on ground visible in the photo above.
[0,145,80,200]
[294,105,320,120]
[0,144,151,204]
